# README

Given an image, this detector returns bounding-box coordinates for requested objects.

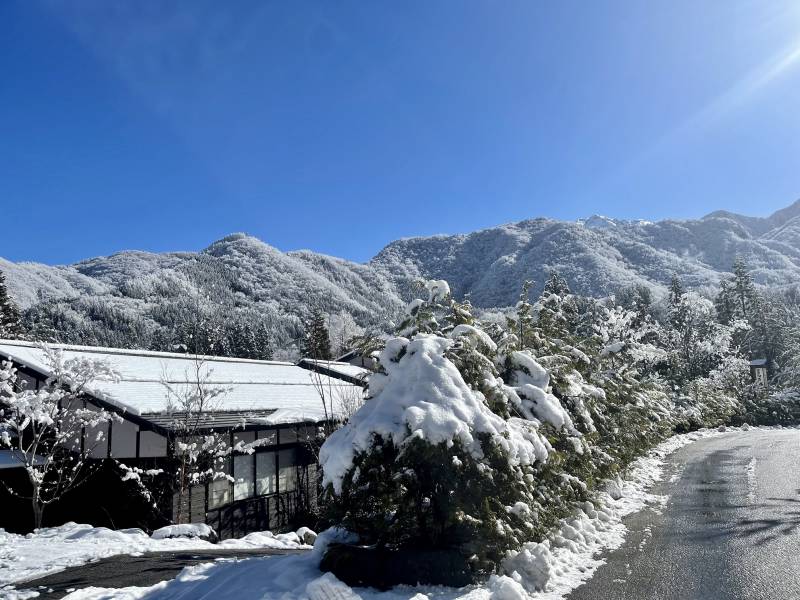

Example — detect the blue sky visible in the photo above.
[2,1,800,265]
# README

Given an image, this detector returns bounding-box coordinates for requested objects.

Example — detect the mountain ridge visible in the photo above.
[3,200,800,353]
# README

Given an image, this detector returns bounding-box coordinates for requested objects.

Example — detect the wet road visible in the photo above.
[568,428,800,600]
[16,548,308,599]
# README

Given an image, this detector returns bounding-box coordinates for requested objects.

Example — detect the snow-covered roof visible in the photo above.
[0,340,359,422]
[297,359,370,382]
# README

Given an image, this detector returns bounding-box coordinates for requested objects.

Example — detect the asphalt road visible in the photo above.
[568,428,800,600]
[17,548,308,599]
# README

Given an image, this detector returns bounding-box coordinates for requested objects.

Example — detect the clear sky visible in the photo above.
[2,1,800,265]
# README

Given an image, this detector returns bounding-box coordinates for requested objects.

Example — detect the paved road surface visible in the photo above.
[568,428,800,600]
[18,548,308,599]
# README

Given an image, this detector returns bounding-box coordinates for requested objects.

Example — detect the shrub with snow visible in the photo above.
[151,523,218,543]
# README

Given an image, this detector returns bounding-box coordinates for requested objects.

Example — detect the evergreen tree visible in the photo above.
[321,280,579,583]
[510,280,535,349]
[617,284,653,328]
[534,276,578,341]
[668,273,684,307]
[667,274,688,332]
[714,279,736,325]
[303,308,332,360]
[0,270,24,339]
[731,256,758,321]
[543,270,570,297]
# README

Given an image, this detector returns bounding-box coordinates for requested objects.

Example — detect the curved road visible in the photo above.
[569,428,800,600]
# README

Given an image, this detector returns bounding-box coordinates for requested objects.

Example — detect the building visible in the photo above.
[0,340,366,537]
[297,358,371,387]
[749,358,768,389]
[336,348,380,371]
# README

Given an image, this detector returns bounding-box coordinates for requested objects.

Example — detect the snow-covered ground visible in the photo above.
[26,428,729,600]
[0,522,309,589]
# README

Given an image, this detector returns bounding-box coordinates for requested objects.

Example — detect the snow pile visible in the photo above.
[150,523,216,541]
[52,429,724,600]
[219,530,306,550]
[0,522,310,587]
[320,335,549,494]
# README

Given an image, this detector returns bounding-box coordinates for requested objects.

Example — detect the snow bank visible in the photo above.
[55,429,727,600]
[0,522,309,588]
[150,523,216,541]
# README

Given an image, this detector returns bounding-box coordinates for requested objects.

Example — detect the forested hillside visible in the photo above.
[2,201,800,357]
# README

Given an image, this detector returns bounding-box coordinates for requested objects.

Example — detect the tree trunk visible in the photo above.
[32,496,43,530]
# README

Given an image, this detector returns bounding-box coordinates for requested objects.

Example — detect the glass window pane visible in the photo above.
[256,452,276,496]
[256,429,277,445]
[278,448,297,492]
[298,425,317,443]
[209,478,230,509]
[280,428,298,444]
[233,454,254,500]
[233,431,256,449]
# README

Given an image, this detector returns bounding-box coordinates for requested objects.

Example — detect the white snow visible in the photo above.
[0,340,361,420]
[319,335,548,494]
[0,522,309,588]
[150,524,215,540]
[450,324,498,352]
[47,429,731,600]
[505,351,575,434]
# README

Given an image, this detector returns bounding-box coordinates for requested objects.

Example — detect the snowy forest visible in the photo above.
[315,263,800,588]
[5,200,800,364]
[3,246,800,590]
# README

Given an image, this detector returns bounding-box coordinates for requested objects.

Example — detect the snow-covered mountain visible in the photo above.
[3,200,800,350]
[371,199,800,306]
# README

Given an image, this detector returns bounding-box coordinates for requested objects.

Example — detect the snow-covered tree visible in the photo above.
[161,357,231,524]
[0,346,119,528]
[0,269,25,339]
[320,281,568,579]
[328,312,364,359]
[731,256,759,322]
[616,283,653,328]
[303,308,333,360]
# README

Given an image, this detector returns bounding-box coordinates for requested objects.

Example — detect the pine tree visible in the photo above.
[667,273,688,332]
[303,308,332,360]
[0,270,24,339]
[543,270,570,297]
[668,273,684,307]
[320,282,580,583]
[535,273,578,341]
[512,280,536,349]
[714,279,736,325]
[731,256,758,321]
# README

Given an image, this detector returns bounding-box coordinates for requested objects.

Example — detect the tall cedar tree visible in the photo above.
[303,308,332,360]
[0,270,24,339]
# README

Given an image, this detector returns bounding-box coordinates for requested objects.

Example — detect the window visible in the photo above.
[209,478,230,509]
[139,431,167,457]
[110,419,138,458]
[257,429,277,445]
[233,454,254,500]
[279,427,298,444]
[298,425,317,443]
[233,430,256,449]
[278,448,297,492]
[256,451,277,495]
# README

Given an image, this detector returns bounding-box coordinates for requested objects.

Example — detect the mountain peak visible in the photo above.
[578,215,618,229]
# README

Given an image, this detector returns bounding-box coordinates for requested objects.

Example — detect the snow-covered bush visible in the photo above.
[318,275,762,588]
[320,285,566,580]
